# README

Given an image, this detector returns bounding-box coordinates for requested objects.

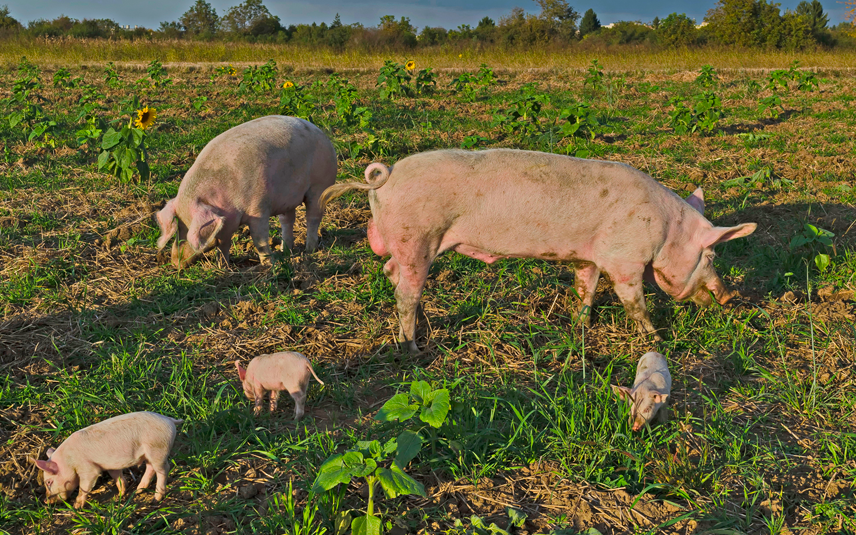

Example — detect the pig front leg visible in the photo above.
[304,196,324,253]
[610,269,661,341]
[108,469,127,497]
[290,390,307,420]
[269,389,280,413]
[253,386,266,416]
[573,262,601,327]
[279,210,296,252]
[248,216,273,264]
[73,467,101,509]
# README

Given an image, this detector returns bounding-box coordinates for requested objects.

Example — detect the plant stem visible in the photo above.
[366,475,375,517]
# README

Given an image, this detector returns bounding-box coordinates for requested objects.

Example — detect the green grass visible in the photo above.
[0,60,854,534]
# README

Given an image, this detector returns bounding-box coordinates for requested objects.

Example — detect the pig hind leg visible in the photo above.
[303,194,324,253]
[392,258,431,354]
[138,463,156,492]
[608,266,661,340]
[573,262,601,327]
[279,209,296,252]
[152,460,170,501]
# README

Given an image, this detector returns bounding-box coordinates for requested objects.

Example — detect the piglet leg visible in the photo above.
[108,469,127,496]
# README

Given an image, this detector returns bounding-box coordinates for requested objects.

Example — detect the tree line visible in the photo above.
[1,0,853,51]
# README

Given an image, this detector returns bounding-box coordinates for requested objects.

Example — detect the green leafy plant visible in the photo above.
[52,68,75,89]
[377,60,412,100]
[192,95,208,111]
[668,91,722,135]
[333,81,372,130]
[722,167,792,189]
[790,223,835,273]
[211,64,237,83]
[97,109,154,182]
[146,59,172,88]
[3,57,44,131]
[583,59,605,95]
[461,135,488,149]
[766,61,818,93]
[449,509,528,535]
[104,62,121,88]
[279,81,315,121]
[414,67,437,95]
[450,64,497,102]
[556,102,601,141]
[239,60,278,93]
[696,64,717,87]
[745,79,762,95]
[492,84,549,137]
[758,95,784,118]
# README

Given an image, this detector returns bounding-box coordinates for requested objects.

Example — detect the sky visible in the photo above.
[4,0,851,30]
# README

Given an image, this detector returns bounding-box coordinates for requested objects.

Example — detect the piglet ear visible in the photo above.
[685,188,705,215]
[704,222,757,248]
[235,361,246,382]
[35,459,59,475]
[46,447,56,458]
[187,203,225,254]
[156,199,178,251]
[611,385,633,402]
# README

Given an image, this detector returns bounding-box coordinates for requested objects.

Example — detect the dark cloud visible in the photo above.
[3,0,849,30]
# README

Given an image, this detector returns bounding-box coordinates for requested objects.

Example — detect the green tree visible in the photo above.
[658,12,697,47]
[221,0,277,34]
[579,8,601,37]
[796,0,828,41]
[533,0,580,40]
[704,0,760,47]
[0,5,22,32]
[475,16,496,42]
[179,0,219,35]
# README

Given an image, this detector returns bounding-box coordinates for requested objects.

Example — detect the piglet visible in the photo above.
[611,352,672,432]
[31,411,182,509]
[235,351,324,419]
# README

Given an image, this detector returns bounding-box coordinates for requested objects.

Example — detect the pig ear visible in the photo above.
[156,199,178,251]
[611,385,633,402]
[235,361,246,382]
[187,204,225,253]
[35,459,59,474]
[704,222,758,248]
[685,188,704,214]
[46,447,56,458]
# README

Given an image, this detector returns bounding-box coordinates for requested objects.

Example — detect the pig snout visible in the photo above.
[690,277,737,307]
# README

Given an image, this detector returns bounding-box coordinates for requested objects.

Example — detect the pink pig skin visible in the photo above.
[611,351,672,432]
[235,351,324,420]
[321,149,757,352]
[32,411,182,509]
[156,115,337,268]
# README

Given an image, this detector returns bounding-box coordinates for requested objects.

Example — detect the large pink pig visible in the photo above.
[321,149,757,352]
[156,115,337,268]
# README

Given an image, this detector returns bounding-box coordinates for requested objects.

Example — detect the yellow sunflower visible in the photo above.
[405,60,416,71]
[228,65,236,76]
[283,80,295,89]
[134,106,157,130]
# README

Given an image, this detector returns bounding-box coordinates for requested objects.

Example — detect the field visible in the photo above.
[0,56,855,535]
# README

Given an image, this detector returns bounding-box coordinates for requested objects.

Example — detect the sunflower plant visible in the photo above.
[377,60,413,100]
[279,81,315,121]
[97,106,155,182]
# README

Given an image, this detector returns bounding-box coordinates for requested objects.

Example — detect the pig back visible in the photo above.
[62,412,178,468]
[371,149,681,261]
[177,116,335,213]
